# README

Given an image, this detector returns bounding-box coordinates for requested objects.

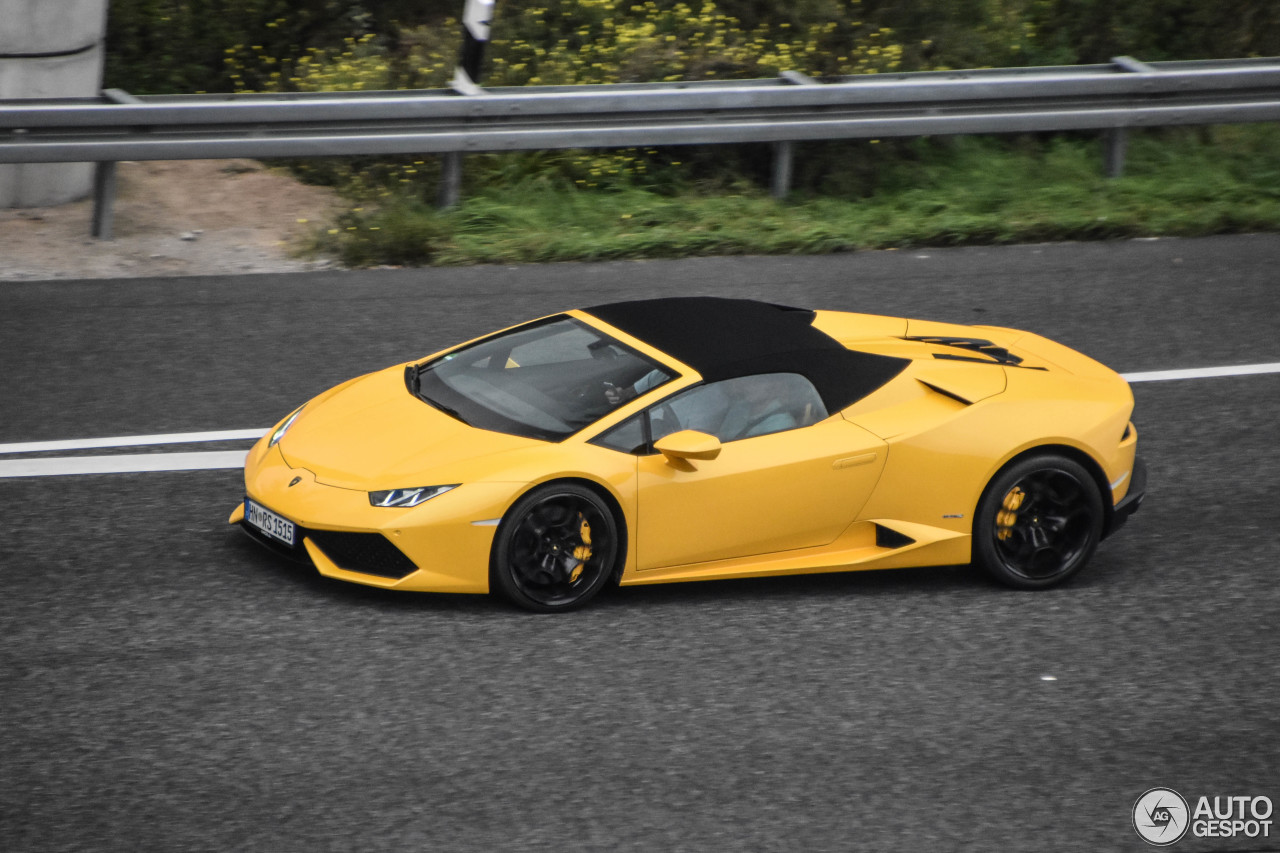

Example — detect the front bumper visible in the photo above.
[236,500,420,580]
[1106,455,1147,538]
[231,443,514,593]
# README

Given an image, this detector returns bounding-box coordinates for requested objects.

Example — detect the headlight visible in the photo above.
[268,406,304,447]
[368,485,458,508]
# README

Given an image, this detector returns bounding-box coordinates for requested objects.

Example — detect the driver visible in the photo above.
[604,368,668,405]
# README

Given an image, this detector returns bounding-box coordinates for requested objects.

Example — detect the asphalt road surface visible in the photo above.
[3,235,1279,852]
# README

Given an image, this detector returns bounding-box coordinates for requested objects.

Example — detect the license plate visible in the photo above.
[245,499,296,546]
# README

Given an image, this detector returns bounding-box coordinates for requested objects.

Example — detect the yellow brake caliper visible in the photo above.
[997,486,1025,541]
[570,513,593,583]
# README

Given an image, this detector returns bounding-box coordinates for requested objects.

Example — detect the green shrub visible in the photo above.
[309,125,1280,266]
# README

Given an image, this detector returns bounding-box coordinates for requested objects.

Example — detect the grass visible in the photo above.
[309,125,1280,267]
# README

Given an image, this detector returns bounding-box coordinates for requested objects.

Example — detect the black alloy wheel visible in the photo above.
[491,483,620,612]
[974,454,1104,590]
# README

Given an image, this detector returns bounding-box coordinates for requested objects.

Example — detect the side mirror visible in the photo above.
[654,430,722,462]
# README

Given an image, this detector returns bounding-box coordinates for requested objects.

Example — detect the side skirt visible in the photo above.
[620,520,970,586]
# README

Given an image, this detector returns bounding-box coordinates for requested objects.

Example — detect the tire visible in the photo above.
[490,483,621,612]
[973,453,1104,590]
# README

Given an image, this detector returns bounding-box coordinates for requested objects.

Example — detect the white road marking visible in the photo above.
[1,361,1277,478]
[1121,362,1280,383]
[0,429,266,455]
[0,451,248,479]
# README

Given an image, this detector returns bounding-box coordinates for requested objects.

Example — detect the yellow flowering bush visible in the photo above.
[480,0,902,84]
[237,1,906,91]
[230,0,910,195]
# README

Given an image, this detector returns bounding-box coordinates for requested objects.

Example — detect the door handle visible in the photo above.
[833,452,877,469]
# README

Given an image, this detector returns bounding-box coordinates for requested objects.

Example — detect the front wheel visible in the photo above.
[973,454,1104,590]
[490,483,621,612]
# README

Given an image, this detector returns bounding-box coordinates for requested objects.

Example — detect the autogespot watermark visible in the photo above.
[1132,788,1274,846]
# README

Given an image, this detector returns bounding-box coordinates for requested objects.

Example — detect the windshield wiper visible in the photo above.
[404,363,421,396]
[424,396,470,424]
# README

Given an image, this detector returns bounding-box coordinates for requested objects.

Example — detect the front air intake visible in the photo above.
[306,530,419,579]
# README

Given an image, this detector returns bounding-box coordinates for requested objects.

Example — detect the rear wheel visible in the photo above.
[490,483,620,612]
[974,454,1104,590]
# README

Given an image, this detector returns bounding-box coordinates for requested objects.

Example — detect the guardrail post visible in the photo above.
[90,88,141,239]
[1103,57,1158,179]
[437,152,464,209]
[771,141,794,200]
[91,161,117,239]
[1103,128,1128,179]
[771,71,817,199]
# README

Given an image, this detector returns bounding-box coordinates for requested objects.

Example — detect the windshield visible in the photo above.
[413,316,675,441]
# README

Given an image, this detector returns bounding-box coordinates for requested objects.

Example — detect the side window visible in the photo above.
[590,413,648,454]
[649,373,827,446]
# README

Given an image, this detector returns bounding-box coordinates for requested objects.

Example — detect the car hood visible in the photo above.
[277,365,543,489]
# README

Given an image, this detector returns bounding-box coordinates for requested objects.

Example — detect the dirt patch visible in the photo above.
[0,159,345,281]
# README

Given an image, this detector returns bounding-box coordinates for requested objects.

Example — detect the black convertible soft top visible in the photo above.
[584,297,908,412]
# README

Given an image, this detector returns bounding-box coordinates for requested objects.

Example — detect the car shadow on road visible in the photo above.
[225,523,1126,617]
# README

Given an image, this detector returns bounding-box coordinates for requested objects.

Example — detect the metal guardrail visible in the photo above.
[2,56,1279,236]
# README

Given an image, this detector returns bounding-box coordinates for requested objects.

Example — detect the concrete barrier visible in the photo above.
[0,0,107,207]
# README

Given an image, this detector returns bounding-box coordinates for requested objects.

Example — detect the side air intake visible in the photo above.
[874,524,917,549]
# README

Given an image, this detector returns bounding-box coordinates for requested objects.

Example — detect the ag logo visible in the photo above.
[1134,788,1190,846]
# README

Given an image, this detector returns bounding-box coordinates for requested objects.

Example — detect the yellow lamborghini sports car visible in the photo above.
[231,297,1145,612]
